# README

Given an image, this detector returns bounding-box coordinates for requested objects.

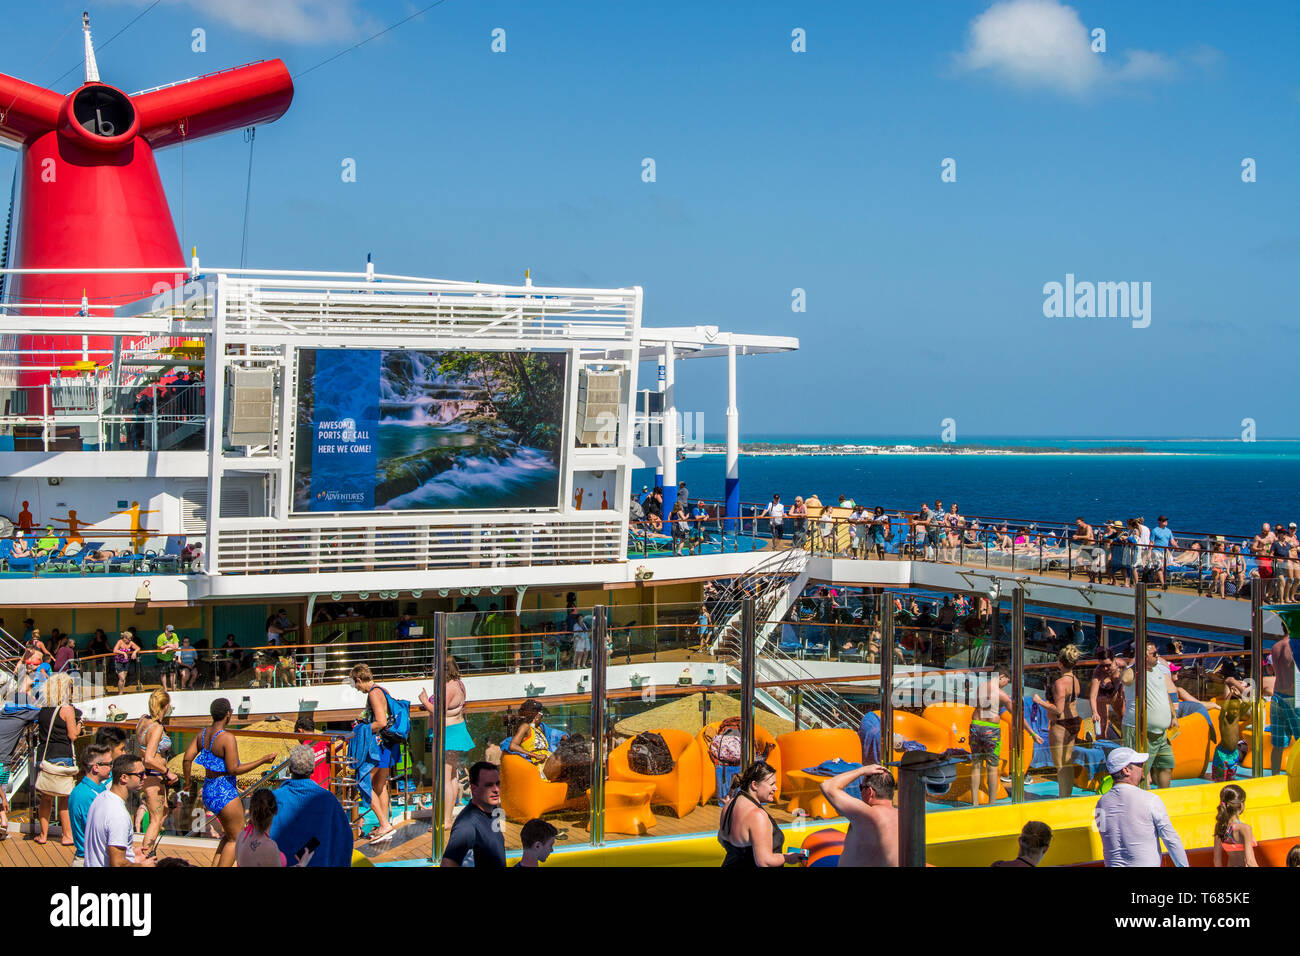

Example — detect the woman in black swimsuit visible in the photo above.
[1088,649,1124,741]
[717,761,802,867]
[1040,644,1082,798]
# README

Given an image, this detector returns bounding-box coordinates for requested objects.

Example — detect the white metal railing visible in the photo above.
[215,518,624,574]
[219,278,639,344]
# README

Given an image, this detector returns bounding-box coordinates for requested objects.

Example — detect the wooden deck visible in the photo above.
[0,830,216,867]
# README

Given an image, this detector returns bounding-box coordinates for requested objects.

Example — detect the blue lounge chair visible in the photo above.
[51,542,105,573]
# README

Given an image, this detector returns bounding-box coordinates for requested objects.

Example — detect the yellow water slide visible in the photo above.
[547,746,1300,867]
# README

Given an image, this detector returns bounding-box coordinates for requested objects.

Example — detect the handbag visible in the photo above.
[36,708,79,797]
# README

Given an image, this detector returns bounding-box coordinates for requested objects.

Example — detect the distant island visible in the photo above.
[692,442,1157,456]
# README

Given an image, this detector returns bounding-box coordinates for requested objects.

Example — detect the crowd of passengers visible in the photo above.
[632,485,1300,600]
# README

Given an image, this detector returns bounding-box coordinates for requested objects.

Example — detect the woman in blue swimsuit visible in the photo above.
[183,697,275,867]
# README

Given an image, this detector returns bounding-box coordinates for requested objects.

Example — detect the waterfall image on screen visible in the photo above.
[294,349,566,512]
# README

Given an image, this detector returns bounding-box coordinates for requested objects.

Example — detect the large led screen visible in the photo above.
[293,349,567,513]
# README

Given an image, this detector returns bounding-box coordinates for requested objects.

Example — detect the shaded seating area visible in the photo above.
[696,721,782,806]
[607,728,703,818]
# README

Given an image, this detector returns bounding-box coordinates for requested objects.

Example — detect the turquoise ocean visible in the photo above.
[635,436,1300,539]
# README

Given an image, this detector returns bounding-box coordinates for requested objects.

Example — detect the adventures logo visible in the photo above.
[49,887,152,936]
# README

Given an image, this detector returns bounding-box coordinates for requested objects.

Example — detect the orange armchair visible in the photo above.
[499,753,583,822]
[775,728,862,819]
[607,728,703,818]
[697,722,782,805]
[889,709,960,761]
[922,703,975,747]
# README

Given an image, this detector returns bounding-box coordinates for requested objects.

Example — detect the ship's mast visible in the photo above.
[82,11,100,84]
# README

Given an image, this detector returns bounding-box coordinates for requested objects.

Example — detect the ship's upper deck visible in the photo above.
[0,264,795,603]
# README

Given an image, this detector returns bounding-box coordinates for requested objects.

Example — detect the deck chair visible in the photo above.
[153,535,186,573]
[46,542,104,573]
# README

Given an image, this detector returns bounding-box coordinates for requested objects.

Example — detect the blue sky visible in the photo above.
[2,0,1297,439]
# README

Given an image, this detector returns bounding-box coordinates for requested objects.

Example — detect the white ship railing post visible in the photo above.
[204,274,227,575]
[661,341,677,515]
[725,337,739,538]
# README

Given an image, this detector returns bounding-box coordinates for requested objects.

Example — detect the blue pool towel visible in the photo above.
[1068,739,1119,778]
[858,711,881,765]
[802,759,863,800]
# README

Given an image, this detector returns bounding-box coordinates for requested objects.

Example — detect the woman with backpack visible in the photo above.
[350,663,403,844]
[717,760,803,867]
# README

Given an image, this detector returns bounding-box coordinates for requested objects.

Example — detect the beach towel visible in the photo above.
[858,711,881,765]
[1067,739,1119,778]
[267,777,354,867]
[348,720,380,808]
[801,759,863,800]
[1024,698,1052,769]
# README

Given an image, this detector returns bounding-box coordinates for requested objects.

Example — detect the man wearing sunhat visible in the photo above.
[1094,747,1188,867]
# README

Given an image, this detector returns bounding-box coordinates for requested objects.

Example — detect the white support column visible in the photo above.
[654,354,666,488]
[661,342,677,515]
[725,338,739,531]
[204,275,227,575]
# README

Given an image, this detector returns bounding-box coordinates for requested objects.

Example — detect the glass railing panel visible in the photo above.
[483,683,593,856]
[600,671,745,847]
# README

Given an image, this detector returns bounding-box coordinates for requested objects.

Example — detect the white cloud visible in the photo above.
[147,0,372,44]
[956,0,1184,96]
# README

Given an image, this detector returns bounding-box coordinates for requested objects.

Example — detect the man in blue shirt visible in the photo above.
[1149,516,1177,587]
[69,743,113,866]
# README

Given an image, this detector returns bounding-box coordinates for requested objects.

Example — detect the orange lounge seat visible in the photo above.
[697,722,782,805]
[499,753,584,822]
[889,709,960,761]
[607,728,703,818]
[1170,707,1214,780]
[921,702,975,747]
[594,781,656,836]
[775,728,862,819]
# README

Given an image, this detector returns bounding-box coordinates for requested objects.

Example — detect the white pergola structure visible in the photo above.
[611,325,798,520]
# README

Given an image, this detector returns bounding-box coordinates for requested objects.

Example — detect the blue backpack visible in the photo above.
[377,687,410,748]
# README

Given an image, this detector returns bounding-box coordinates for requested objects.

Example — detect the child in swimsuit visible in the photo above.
[1213,784,1257,867]
[1213,698,1244,782]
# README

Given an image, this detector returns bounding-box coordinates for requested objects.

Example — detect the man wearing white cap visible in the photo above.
[1094,747,1188,867]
